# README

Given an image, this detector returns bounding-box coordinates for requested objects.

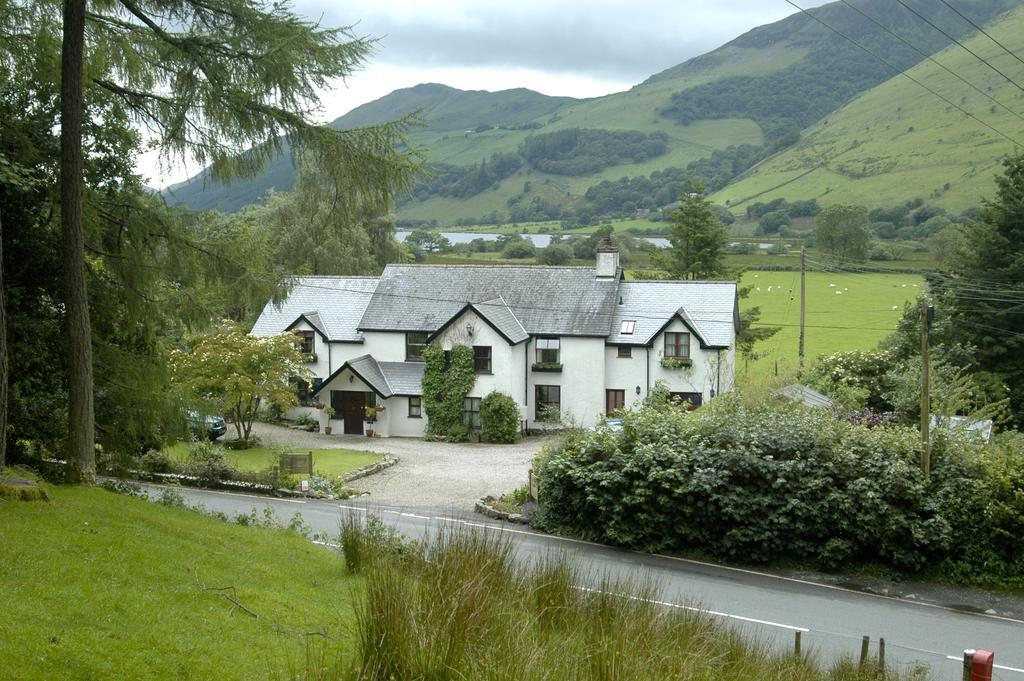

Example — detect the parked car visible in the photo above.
[600,418,624,433]
[187,411,227,441]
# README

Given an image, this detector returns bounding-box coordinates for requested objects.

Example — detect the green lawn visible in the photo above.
[166,441,381,478]
[739,270,924,377]
[0,485,357,680]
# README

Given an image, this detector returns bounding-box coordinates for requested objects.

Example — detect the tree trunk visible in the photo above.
[61,0,95,483]
[0,208,7,471]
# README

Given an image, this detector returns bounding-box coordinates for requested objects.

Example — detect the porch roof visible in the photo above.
[312,354,424,398]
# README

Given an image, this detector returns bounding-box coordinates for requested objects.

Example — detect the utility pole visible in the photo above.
[798,246,806,378]
[920,301,932,477]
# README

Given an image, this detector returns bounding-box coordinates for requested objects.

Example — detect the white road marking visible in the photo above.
[945,656,1024,675]
[575,586,809,633]
[400,512,430,519]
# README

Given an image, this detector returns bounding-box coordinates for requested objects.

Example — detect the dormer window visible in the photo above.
[665,332,690,359]
[295,330,314,355]
[620,320,636,335]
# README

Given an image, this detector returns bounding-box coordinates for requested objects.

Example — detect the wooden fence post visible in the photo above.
[794,630,802,657]
[859,636,870,669]
[877,638,885,678]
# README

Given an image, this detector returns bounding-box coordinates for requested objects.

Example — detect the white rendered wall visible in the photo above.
[527,336,607,429]
[434,309,517,399]
[604,346,647,410]
[359,331,413,363]
[327,341,371,377]
[387,396,428,438]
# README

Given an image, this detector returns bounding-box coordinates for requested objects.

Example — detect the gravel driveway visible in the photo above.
[249,422,551,511]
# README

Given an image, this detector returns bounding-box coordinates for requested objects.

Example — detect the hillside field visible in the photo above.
[715,4,1024,215]
[739,270,925,377]
[0,485,356,680]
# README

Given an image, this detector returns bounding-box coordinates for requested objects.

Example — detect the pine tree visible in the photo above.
[658,181,728,280]
[48,0,418,480]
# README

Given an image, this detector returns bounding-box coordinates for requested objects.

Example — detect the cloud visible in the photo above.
[295,0,831,81]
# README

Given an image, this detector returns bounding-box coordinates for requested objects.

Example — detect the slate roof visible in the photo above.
[314,354,424,398]
[472,297,530,344]
[251,276,378,342]
[358,265,621,337]
[252,267,737,349]
[608,281,737,348]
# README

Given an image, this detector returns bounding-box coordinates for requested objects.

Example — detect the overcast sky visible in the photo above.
[140,0,830,187]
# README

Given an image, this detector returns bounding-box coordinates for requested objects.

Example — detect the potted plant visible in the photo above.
[322,406,335,435]
[364,406,378,423]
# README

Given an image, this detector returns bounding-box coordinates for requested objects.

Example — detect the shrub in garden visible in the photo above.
[480,391,520,443]
[140,449,178,474]
[533,392,1024,584]
[185,441,237,486]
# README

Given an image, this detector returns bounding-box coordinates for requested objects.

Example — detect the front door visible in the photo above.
[332,390,365,435]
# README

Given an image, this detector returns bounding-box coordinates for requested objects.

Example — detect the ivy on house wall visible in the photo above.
[422,344,476,442]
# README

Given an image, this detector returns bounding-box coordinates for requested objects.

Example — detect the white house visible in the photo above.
[250,243,738,437]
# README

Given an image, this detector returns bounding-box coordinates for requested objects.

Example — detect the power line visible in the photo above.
[837,0,1024,124]
[892,0,1024,94]
[781,0,1024,147]
[936,0,1024,69]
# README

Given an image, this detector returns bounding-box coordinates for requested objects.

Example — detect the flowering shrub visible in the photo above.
[807,349,896,411]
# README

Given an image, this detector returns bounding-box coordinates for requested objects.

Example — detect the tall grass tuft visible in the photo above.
[328,519,928,681]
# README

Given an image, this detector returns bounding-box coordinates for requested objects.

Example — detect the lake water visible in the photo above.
[395,231,780,251]
[395,231,671,248]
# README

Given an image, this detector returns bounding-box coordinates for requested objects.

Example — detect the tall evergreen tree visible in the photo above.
[44,0,418,480]
[939,153,1024,425]
[657,181,728,280]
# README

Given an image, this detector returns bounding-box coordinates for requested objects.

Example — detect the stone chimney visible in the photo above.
[595,237,619,278]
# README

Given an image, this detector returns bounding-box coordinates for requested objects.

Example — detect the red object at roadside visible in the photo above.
[972,650,994,681]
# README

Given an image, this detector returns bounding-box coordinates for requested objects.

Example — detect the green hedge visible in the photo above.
[534,393,1024,586]
[481,391,520,443]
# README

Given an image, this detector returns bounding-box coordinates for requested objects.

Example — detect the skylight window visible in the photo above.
[620,320,636,335]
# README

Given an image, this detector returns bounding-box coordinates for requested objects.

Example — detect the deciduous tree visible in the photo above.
[170,322,310,442]
[814,205,871,261]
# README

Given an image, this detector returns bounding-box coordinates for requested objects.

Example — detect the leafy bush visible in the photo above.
[534,393,1024,584]
[480,391,520,443]
[501,239,536,259]
[140,449,178,474]
[99,479,147,498]
[185,441,236,486]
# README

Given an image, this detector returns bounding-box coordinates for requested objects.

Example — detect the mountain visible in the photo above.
[163,0,1022,220]
[713,3,1024,214]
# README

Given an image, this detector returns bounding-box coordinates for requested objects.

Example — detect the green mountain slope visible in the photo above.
[713,3,1024,213]
[164,0,1021,220]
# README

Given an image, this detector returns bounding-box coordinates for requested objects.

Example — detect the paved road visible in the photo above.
[141,484,1024,681]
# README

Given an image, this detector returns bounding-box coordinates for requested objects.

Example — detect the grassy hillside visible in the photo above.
[715,4,1024,213]
[0,485,355,680]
